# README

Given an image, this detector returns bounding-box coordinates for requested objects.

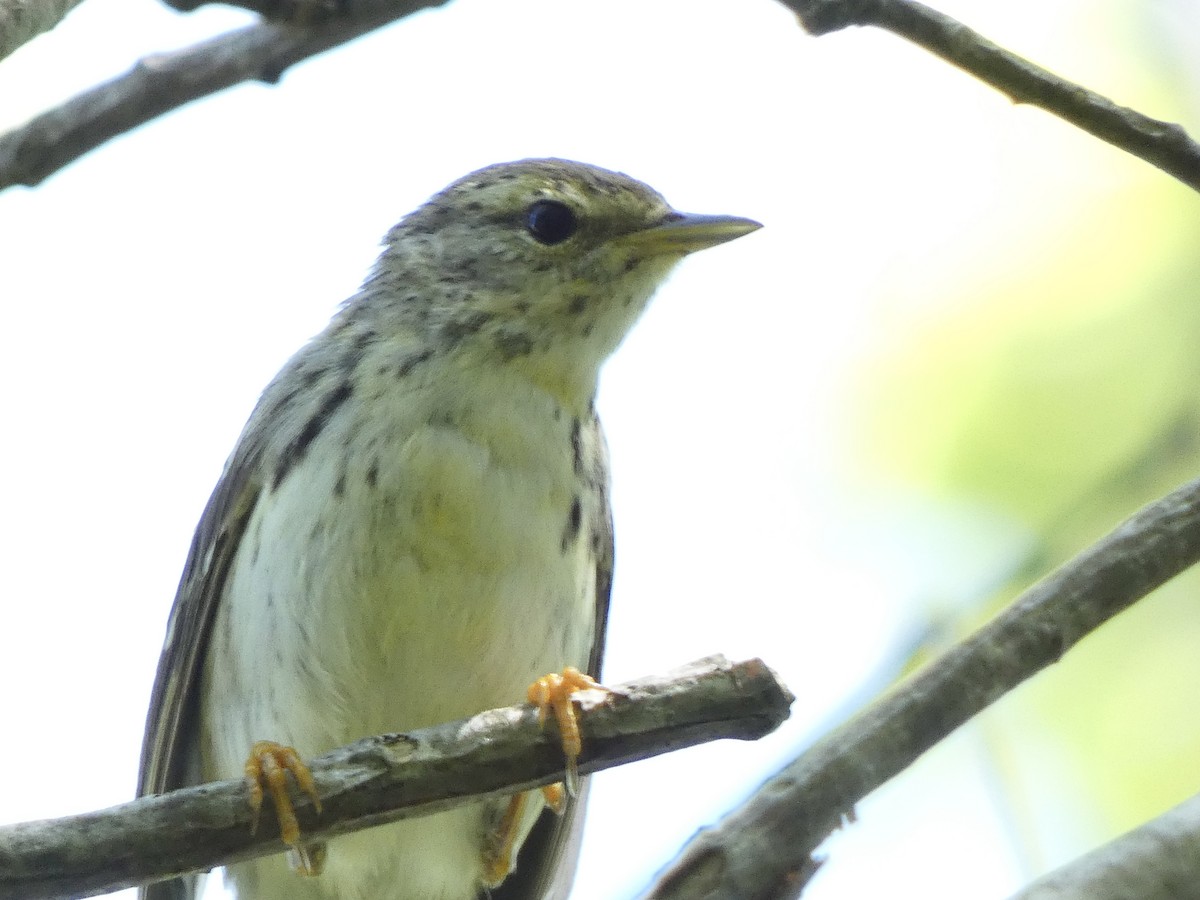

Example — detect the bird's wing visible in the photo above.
[492,409,615,900]
[137,435,266,900]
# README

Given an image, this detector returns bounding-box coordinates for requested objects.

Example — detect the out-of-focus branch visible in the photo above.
[0,656,791,899]
[160,0,344,21]
[1011,792,1200,900]
[0,0,85,63]
[779,0,1200,194]
[0,0,450,192]
[645,477,1200,899]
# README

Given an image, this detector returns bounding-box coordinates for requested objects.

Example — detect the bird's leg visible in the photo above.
[245,740,325,875]
[481,667,607,885]
[482,790,530,886]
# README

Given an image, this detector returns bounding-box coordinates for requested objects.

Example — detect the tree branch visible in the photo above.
[0,0,451,192]
[159,0,357,22]
[779,0,1200,194]
[0,0,85,64]
[0,656,791,900]
[644,476,1200,899]
[1011,792,1200,900]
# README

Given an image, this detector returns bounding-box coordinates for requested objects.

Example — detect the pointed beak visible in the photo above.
[619,211,762,255]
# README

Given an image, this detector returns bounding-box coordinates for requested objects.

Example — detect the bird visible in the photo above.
[137,158,760,900]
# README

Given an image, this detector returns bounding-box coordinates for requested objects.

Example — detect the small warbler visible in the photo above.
[138,158,759,900]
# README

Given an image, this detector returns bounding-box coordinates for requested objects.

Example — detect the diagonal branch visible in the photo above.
[161,0,341,18]
[0,0,450,192]
[0,656,792,900]
[644,476,1200,899]
[1011,791,1200,900]
[779,0,1200,194]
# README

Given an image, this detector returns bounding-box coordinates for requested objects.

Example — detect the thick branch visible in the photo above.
[0,656,791,900]
[645,477,1200,899]
[0,0,450,192]
[1011,792,1200,900]
[780,0,1200,194]
[0,0,84,63]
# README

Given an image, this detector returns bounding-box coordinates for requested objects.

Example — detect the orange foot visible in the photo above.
[527,666,608,794]
[481,669,604,886]
[245,740,324,874]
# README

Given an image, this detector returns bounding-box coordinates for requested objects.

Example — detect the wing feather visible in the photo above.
[137,438,266,900]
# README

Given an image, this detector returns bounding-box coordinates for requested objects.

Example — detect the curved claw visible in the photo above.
[245,740,324,873]
[527,666,607,795]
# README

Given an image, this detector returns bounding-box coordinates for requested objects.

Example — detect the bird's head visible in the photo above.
[362,158,760,409]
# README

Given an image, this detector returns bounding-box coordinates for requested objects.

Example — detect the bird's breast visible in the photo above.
[211,372,604,759]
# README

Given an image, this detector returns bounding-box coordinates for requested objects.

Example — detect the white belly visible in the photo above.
[200,380,599,900]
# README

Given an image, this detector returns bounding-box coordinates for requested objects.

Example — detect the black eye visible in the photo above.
[525,200,578,245]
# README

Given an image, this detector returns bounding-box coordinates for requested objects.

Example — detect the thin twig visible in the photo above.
[644,477,1200,899]
[0,656,792,900]
[0,0,450,191]
[780,0,1200,194]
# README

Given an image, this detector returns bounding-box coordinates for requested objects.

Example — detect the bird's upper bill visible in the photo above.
[617,212,762,255]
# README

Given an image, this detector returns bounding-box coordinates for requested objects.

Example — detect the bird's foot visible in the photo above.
[245,740,324,875]
[527,666,608,795]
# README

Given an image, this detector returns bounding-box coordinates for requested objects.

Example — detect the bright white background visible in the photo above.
[0,1,1192,898]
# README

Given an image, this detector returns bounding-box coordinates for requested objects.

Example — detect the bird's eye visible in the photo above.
[525,200,578,245]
